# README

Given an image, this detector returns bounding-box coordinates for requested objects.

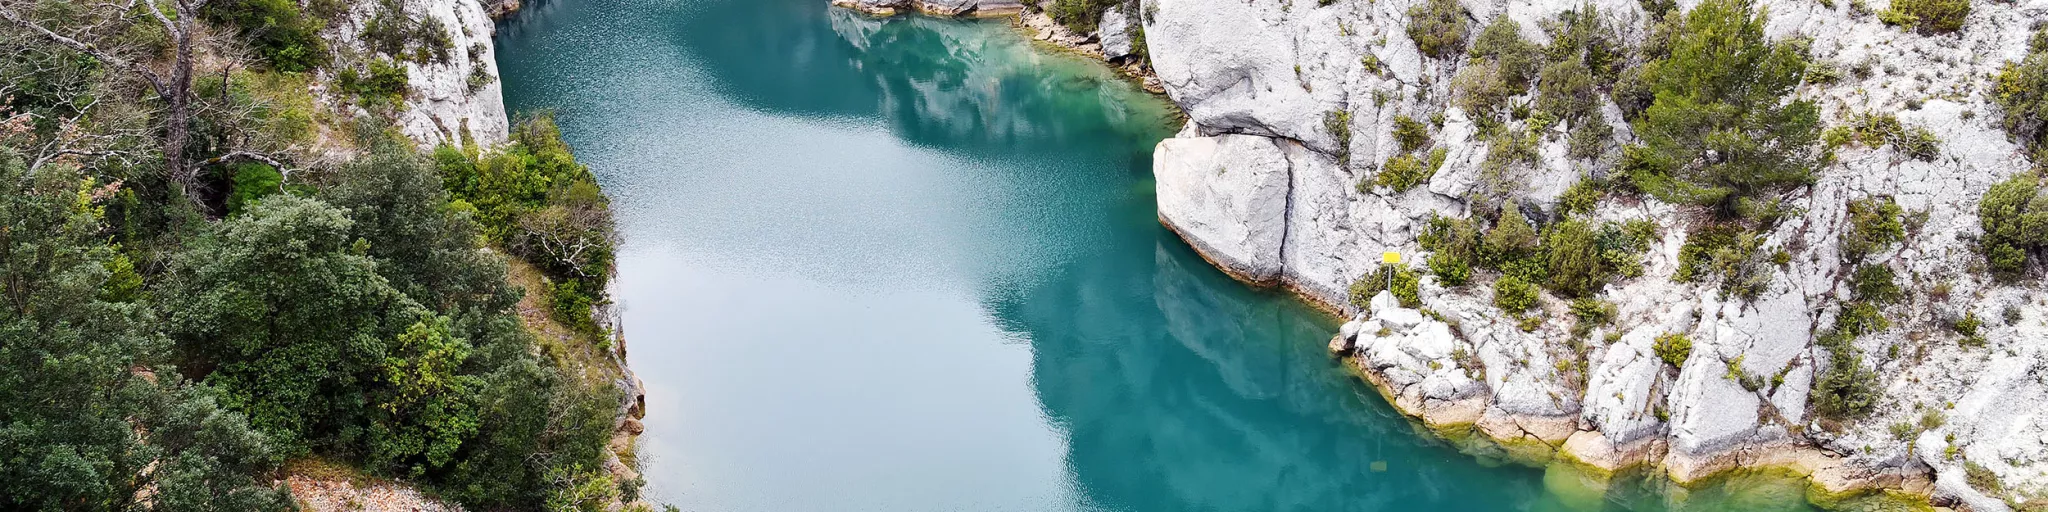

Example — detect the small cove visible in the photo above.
[493,0,1846,509]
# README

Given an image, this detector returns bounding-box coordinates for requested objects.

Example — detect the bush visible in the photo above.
[1326,110,1354,167]
[339,58,411,105]
[1977,173,2048,280]
[205,0,330,72]
[1470,17,1543,89]
[1654,332,1693,368]
[1570,297,1617,326]
[1623,0,1821,216]
[1407,0,1471,59]
[1538,59,1599,122]
[1377,153,1433,192]
[1899,126,1944,161]
[1394,115,1432,152]
[1850,264,1902,304]
[1453,61,1513,124]
[1992,43,2048,154]
[1046,0,1115,33]
[1544,220,1604,297]
[1427,251,1472,286]
[1559,179,1604,217]
[1841,196,1905,262]
[1880,0,1970,34]
[1675,224,1769,298]
[1351,265,1422,309]
[1493,274,1540,312]
[1485,200,1540,260]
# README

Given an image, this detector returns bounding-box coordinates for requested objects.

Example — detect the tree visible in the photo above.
[1623,0,1820,216]
[0,150,291,510]
[0,0,296,204]
[156,195,429,453]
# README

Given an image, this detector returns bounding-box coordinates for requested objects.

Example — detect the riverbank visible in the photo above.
[830,0,1165,94]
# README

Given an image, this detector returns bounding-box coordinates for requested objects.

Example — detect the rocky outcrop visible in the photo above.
[1145,0,2048,508]
[325,0,509,148]
[831,0,1025,18]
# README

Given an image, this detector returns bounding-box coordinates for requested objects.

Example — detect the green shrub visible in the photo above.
[1954,311,1981,336]
[1622,0,1821,216]
[1544,220,1604,297]
[1407,0,1471,59]
[1484,200,1540,260]
[1538,59,1599,121]
[1899,126,1943,161]
[1493,275,1539,313]
[1814,344,1879,418]
[1836,301,1891,337]
[1453,61,1513,123]
[205,0,330,72]
[339,58,411,105]
[1351,265,1423,309]
[1394,115,1432,152]
[1559,179,1604,217]
[1377,153,1434,192]
[1046,0,1116,33]
[1675,224,1769,298]
[1841,196,1905,262]
[1568,118,1613,159]
[364,0,456,64]
[1570,297,1617,326]
[1879,0,1970,34]
[1326,110,1354,167]
[1471,17,1543,88]
[1850,264,1902,304]
[1977,172,2048,280]
[1427,251,1472,286]
[1992,45,2048,154]
[1654,332,1693,368]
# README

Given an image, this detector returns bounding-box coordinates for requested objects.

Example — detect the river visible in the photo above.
[493,0,1833,510]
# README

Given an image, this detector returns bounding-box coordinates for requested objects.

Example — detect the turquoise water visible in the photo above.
[492,1,1836,510]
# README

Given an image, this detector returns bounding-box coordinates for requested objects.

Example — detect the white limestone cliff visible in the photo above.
[1139,0,2048,508]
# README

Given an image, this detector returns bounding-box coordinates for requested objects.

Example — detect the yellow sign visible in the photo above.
[1381,251,1401,264]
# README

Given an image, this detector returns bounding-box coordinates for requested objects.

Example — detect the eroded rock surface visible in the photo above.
[1144,0,2048,507]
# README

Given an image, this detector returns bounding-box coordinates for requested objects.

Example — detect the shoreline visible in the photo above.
[829,1,1166,95]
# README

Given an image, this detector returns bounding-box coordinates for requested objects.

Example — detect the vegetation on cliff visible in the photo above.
[0,0,636,509]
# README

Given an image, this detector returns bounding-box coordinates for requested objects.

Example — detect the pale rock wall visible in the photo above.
[1145,0,2048,506]
[327,0,509,147]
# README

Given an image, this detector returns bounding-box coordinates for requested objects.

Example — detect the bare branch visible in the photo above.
[0,4,171,100]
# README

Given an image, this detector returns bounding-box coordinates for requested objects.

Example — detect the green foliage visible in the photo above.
[1654,332,1693,368]
[1493,274,1539,312]
[1841,196,1905,262]
[1992,44,2048,155]
[438,116,618,307]
[1850,263,1901,304]
[1675,224,1771,299]
[1393,115,1432,152]
[1471,17,1543,89]
[204,0,330,72]
[340,58,411,105]
[1622,0,1821,216]
[364,0,455,64]
[1954,311,1982,336]
[1485,200,1540,260]
[1350,265,1422,309]
[1898,126,1943,161]
[1814,302,1884,419]
[1570,297,1617,327]
[1046,0,1115,33]
[1325,110,1354,167]
[0,153,295,510]
[1407,0,1471,59]
[1543,220,1604,297]
[1427,251,1473,286]
[1559,179,1604,217]
[1453,61,1513,125]
[1977,172,2048,280]
[1538,59,1599,122]
[1879,0,1970,34]
[226,162,285,216]
[1377,152,1434,192]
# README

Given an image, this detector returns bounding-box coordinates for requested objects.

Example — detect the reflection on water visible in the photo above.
[495,0,1842,510]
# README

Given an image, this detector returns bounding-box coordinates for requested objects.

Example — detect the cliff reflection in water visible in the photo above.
[677,0,1172,156]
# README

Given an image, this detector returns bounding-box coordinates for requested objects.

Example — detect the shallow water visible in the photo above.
[493,1,1838,510]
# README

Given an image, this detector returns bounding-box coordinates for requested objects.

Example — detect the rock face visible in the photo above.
[1144,0,2048,507]
[831,0,1025,17]
[327,0,509,147]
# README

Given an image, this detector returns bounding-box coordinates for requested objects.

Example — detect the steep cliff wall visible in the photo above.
[1139,0,2048,509]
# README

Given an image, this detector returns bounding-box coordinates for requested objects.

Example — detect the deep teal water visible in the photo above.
[492,1,1835,510]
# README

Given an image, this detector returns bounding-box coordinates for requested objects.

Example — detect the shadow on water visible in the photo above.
[493,0,1862,509]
